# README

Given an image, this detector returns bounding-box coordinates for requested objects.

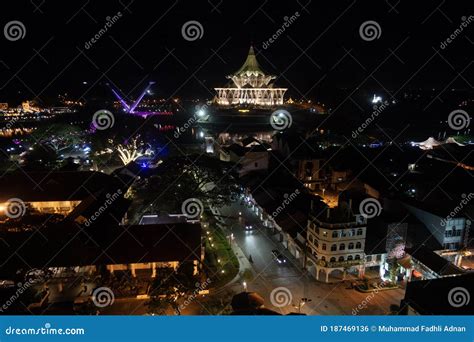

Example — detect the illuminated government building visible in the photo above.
[214,46,287,107]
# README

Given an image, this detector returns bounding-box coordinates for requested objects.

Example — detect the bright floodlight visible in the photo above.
[197,109,205,117]
[372,94,382,103]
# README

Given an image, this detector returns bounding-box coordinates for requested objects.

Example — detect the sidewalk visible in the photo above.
[208,205,255,294]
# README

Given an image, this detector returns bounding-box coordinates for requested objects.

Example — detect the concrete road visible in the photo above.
[214,199,405,315]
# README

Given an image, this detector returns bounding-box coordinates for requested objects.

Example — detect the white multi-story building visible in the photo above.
[306,207,367,282]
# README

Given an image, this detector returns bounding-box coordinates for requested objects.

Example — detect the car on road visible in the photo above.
[272,249,287,264]
[245,224,254,230]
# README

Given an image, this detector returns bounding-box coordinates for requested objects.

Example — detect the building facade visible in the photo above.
[306,208,367,282]
[214,46,287,107]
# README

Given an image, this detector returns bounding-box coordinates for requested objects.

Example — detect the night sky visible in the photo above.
[0,0,472,104]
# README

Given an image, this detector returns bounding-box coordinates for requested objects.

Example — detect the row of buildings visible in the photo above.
[0,171,204,291]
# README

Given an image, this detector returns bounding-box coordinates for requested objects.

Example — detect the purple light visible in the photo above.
[109,82,164,117]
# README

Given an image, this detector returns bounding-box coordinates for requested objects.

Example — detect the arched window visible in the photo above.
[339,243,345,251]
[348,242,354,250]
[315,241,319,248]
[357,229,363,236]
[331,244,337,251]
[356,242,362,249]
[355,255,361,260]
[347,255,353,261]
[332,231,339,238]
[322,244,326,250]
[330,257,336,262]
[350,229,355,236]
[309,235,313,244]
[338,256,345,262]
[321,256,326,261]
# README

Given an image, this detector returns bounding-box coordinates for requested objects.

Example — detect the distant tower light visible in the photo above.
[372,94,382,104]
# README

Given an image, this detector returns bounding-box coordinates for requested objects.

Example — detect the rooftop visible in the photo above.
[0,171,123,203]
[0,222,202,277]
[403,272,474,314]
[407,245,465,276]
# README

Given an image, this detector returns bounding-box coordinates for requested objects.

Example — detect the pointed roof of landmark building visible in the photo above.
[226,45,276,88]
[233,46,266,77]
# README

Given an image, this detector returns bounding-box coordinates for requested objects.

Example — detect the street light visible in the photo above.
[296,298,312,313]
[243,281,247,291]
